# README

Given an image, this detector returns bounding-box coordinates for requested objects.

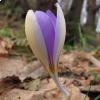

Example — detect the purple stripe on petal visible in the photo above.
[46,10,56,29]
[35,11,55,64]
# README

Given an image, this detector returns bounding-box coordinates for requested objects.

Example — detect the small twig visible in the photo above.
[85,54,100,67]
[78,51,100,67]
[84,82,92,100]
[89,68,100,74]
[66,79,74,87]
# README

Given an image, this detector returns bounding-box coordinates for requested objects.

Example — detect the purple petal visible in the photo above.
[46,10,56,29]
[35,11,55,64]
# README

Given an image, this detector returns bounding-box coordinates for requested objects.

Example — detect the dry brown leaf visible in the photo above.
[0,57,27,80]
[68,84,89,100]
[0,50,93,100]
[91,50,100,57]
[74,76,94,86]
[0,89,44,100]
[0,45,8,56]
[59,52,78,67]
[23,78,41,91]
[59,51,100,75]
[80,85,100,93]
[0,56,48,81]
[40,78,89,100]
[85,54,100,67]
[0,37,14,56]
[77,51,100,67]
[89,67,100,74]
[0,78,89,100]
[0,51,97,81]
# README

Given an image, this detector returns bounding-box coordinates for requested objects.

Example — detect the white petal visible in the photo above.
[25,10,50,72]
[53,3,66,68]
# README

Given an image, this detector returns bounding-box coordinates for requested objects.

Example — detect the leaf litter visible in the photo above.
[0,39,100,99]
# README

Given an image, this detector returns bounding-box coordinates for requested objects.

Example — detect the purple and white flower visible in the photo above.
[25,3,69,96]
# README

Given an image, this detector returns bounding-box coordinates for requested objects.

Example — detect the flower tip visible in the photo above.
[25,10,34,26]
[26,10,33,15]
[55,2,60,7]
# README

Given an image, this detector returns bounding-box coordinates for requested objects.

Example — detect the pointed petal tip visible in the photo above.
[26,10,33,17]
[25,10,35,21]
[55,2,61,8]
[53,1,66,66]
[25,10,34,26]
[27,10,33,14]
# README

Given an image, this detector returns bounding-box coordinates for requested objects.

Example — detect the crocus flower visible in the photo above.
[25,3,69,96]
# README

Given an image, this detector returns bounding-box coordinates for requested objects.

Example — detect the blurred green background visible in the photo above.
[0,0,100,52]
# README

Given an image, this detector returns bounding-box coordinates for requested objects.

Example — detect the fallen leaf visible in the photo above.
[80,85,100,93]
[0,56,26,80]
[40,77,89,100]
[0,37,14,56]
[0,56,48,81]
[0,89,44,100]
[23,78,41,91]
[0,78,89,100]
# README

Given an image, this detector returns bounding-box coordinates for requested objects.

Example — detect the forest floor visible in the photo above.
[0,12,100,100]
